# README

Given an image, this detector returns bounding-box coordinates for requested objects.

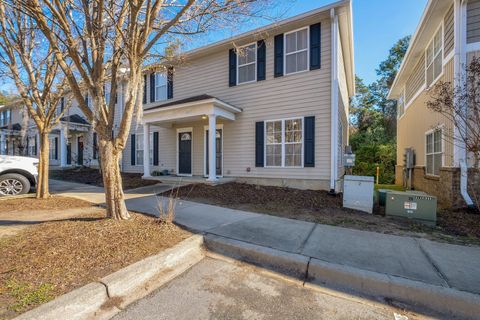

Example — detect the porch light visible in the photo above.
[201,115,207,120]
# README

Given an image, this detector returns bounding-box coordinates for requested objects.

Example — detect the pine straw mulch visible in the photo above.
[0,211,191,319]
[168,182,480,246]
[50,167,159,190]
[0,196,93,214]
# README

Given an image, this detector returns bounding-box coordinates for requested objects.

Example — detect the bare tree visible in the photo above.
[427,57,480,168]
[15,0,268,219]
[0,4,71,198]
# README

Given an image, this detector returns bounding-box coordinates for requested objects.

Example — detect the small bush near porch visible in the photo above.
[50,167,158,190]
[169,182,480,245]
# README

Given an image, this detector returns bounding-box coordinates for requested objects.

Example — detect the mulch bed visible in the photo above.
[169,182,480,245]
[0,196,93,214]
[50,168,158,190]
[0,211,191,319]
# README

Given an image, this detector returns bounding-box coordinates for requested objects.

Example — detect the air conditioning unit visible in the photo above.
[385,191,437,226]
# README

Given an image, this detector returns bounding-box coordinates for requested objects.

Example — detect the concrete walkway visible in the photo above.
[49,179,480,296]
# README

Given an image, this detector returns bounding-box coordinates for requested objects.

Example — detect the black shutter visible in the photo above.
[34,135,37,155]
[304,116,315,167]
[310,23,321,70]
[60,97,65,113]
[93,132,97,160]
[85,94,88,106]
[229,49,237,87]
[54,137,58,160]
[257,40,266,81]
[167,67,174,99]
[150,73,155,102]
[131,134,136,165]
[26,137,29,156]
[153,131,159,166]
[255,121,264,167]
[143,74,147,104]
[274,34,284,77]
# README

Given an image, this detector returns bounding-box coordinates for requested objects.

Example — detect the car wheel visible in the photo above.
[0,173,31,196]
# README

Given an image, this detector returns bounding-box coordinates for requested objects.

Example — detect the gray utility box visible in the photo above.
[343,175,374,213]
[385,191,437,226]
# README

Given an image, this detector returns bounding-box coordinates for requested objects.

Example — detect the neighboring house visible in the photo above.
[389,0,480,207]
[2,0,355,192]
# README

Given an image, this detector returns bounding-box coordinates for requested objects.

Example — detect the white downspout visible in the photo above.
[454,0,474,207]
[330,8,339,193]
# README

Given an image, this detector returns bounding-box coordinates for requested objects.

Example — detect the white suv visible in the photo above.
[0,155,38,196]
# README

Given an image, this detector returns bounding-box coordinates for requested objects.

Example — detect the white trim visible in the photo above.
[144,98,242,115]
[443,50,455,66]
[176,127,193,176]
[236,42,257,85]
[404,83,426,111]
[284,26,310,76]
[263,117,304,169]
[466,42,480,52]
[203,124,224,178]
[330,8,339,191]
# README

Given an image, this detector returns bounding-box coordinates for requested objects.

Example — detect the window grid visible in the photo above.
[237,43,257,84]
[284,27,309,75]
[426,129,443,176]
[155,73,167,102]
[426,26,443,87]
[136,133,153,166]
[265,118,303,168]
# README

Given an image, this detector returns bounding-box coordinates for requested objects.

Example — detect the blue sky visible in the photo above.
[1,0,428,94]
[272,0,428,85]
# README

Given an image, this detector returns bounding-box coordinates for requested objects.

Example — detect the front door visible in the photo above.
[77,136,84,166]
[178,131,192,175]
[66,141,71,165]
[205,129,222,176]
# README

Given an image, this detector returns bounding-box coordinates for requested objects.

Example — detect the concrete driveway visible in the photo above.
[112,257,422,320]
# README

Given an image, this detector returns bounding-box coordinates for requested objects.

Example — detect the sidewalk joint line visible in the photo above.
[98,280,111,298]
[303,257,312,287]
[414,239,451,288]
[298,224,318,253]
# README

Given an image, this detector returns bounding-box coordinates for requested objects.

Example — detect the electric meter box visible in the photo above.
[385,191,437,226]
[344,154,356,167]
[343,175,374,213]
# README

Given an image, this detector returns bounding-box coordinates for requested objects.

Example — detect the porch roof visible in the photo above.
[143,94,242,125]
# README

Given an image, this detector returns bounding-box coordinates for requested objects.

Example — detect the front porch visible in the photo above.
[141,95,242,183]
[142,174,237,186]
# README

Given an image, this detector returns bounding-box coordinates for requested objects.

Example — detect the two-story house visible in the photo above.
[132,0,354,192]
[389,0,480,207]
[2,0,355,193]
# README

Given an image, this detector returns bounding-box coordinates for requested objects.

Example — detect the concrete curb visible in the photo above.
[15,235,205,320]
[205,233,480,320]
[307,258,480,320]
[204,234,309,280]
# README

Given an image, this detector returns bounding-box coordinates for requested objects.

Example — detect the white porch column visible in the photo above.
[207,114,217,182]
[143,124,151,178]
[59,126,67,167]
[0,132,5,155]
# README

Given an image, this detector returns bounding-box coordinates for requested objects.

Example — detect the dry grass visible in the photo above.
[0,211,191,319]
[0,196,93,214]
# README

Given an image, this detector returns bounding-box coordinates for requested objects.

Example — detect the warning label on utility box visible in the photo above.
[404,202,417,210]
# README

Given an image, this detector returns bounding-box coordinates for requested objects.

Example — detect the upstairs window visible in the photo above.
[237,43,257,84]
[426,27,443,87]
[426,128,443,176]
[285,28,309,74]
[155,73,167,102]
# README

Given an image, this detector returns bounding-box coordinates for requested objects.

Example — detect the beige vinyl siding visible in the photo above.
[397,59,455,172]
[405,53,426,104]
[444,5,454,56]
[135,19,333,180]
[467,0,480,44]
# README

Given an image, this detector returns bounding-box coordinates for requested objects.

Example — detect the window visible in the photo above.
[426,27,443,87]
[285,28,309,75]
[426,129,443,176]
[237,43,256,84]
[28,136,36,156]
[397,91,405,118]
[265,118,303,167]
[49,137,57,160]
[136,133,153,166]
[155,73,167,102]
[0,110,11,127]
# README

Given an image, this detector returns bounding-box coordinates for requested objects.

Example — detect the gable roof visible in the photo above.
[388,0,453,99]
